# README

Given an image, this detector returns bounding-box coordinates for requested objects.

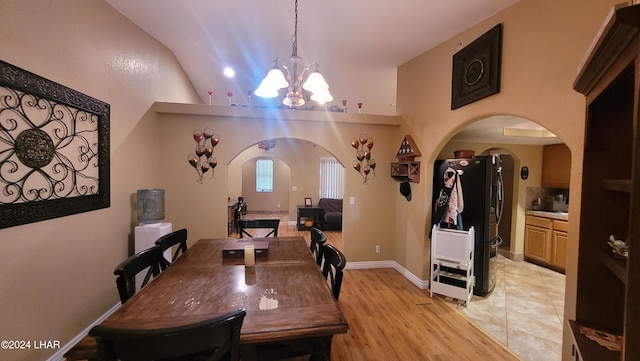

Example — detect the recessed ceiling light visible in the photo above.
[223,67,235,78]
[503,127,557,138]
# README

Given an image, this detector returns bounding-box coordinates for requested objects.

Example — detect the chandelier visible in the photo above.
[254,0,333,108]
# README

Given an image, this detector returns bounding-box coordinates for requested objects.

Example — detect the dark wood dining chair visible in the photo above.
[89,308,246,361]
[309,227,327,265]
[237,219,280,238]
[154,228,188,268]
[64,245,166,361]
[321,243,346,301]
[114,245,164,304]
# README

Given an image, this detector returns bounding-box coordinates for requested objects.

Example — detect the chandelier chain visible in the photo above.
[291,0,298,57]
[255,0,332,107]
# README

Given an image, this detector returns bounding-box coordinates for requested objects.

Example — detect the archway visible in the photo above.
[435,114,570,356]
[440,114,570,258]
[227,138,345,226]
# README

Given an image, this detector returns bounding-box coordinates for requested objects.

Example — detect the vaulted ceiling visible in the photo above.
[106,1,561,145]
[106,0,521,116]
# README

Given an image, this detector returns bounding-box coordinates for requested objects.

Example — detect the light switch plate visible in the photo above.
[350,196,355,205]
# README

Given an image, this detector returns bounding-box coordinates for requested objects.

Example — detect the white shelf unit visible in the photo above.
[430,225,475,305]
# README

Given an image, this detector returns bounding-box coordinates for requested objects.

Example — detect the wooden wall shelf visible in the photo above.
[568,320,621,361]
[391,135,421,183]
[602,256,627,284]
[601,179,632,192]
[390,162,420,183]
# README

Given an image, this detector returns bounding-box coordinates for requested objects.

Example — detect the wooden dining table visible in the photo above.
[99,236,348,360]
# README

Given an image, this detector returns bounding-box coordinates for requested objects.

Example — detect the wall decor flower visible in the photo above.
[187,128,219,183]
[351,134,375,184]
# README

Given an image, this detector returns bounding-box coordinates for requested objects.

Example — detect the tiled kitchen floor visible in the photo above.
[451,255,566,361]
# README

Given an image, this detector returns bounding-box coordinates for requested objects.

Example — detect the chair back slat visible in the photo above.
[321,243,346,300]
[154,228,188,268]
[90,309,246,361]
[237,219,280,238]
[309,227,327,265]
[114,245,164,304]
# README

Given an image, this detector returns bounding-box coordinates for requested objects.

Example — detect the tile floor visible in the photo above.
[450,255,566,361]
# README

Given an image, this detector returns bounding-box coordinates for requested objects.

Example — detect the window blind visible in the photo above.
[319,157,344,199]
[256,159,273,192]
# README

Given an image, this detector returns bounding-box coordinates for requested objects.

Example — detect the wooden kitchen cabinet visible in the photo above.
[550,220,568,270]
[524,215,566,272]
[541,144,571,189]
[571,4,640,360]
[524,216,552,264]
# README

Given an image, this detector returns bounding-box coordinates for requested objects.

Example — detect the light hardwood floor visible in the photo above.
[332,268,520,360]
[242,214,520,360]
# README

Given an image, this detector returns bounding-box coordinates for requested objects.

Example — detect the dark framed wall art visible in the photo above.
[451,23,503,110]
[0,60,110,229]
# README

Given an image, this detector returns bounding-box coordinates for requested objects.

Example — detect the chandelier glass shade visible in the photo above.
[254,0,333,108]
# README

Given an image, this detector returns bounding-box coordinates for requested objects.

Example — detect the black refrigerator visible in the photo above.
[431,155,503,296]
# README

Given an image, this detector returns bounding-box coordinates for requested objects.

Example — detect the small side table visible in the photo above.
[297,206,322,230]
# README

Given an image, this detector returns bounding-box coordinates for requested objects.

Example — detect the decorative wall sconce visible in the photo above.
[351,134,376,184]
[188,128,219,183]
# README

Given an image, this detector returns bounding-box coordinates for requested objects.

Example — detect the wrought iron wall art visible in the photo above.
[350,134,376,184]
[187,128,219,183]
[451,23,503,110]
[0,60,110,229]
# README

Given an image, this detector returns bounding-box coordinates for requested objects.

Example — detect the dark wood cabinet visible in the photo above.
[572,4,640,360]
[296,206,322,230]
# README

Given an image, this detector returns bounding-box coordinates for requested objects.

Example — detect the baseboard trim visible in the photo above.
[53,261,428,360]
[47,302,121,361]
[498,249,524,261]
[345,260,429,289]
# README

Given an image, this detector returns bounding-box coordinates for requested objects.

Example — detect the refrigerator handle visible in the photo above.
[496,170,504,225]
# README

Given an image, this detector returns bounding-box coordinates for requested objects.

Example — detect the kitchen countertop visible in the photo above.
[526,210,569,221]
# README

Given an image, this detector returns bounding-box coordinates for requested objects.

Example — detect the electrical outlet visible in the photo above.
[375,245,381,253]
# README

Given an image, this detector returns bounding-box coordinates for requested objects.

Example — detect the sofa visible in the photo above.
[318,198,343,231]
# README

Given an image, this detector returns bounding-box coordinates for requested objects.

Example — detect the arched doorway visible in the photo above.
[227,138,345,226]
[437,115,570,359]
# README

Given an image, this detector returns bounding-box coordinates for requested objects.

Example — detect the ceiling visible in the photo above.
[450,115,561,146]
[105,0,560,145]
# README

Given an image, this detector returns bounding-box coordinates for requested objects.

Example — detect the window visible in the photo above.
[256,159,273,192]
[319,157,344,199]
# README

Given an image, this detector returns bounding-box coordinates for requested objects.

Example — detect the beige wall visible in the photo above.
[0,0,624,360]
[241,158,290,212]
[0,1,199,360]
[396,0,620,358]
[156,107,401,263]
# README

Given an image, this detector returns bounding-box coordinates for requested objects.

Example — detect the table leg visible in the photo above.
[240,344,257,361]
[309,336,332,361]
